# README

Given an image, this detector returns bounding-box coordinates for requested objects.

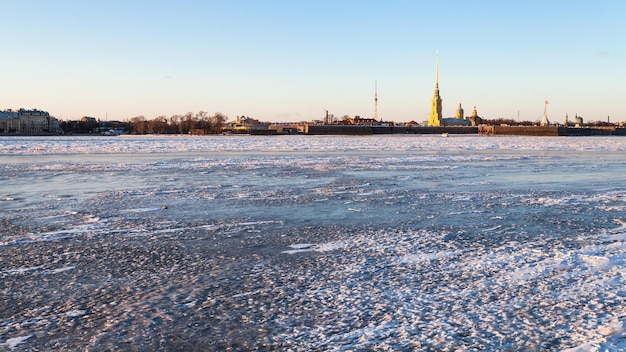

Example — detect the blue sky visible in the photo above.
[1,0,624,123]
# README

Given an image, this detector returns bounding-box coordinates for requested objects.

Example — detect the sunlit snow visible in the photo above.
[1,135,625,350]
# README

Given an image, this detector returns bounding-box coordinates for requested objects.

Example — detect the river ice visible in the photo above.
[0,135,625,351]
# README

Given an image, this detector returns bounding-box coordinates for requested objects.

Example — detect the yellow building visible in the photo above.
[427,52,443,126]
[427,53,482,127]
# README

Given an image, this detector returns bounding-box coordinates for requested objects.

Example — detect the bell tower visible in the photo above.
[428,51,443,126]
[455,103,464,120]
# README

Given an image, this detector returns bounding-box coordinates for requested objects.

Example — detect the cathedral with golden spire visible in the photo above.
[427,51,443,126]
[426,51,482,127]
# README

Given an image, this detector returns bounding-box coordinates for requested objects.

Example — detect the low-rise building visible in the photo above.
[230,116,269,133]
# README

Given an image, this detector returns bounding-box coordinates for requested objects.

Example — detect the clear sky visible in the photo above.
[2,0,624,124]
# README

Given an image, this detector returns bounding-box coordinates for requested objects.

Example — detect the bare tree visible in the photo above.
[124,111,229,135]
[129,116,146,134]
[211,112,227,133]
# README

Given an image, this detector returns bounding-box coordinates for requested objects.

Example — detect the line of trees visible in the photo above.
[59,111,229,135]
[128,111,227,134]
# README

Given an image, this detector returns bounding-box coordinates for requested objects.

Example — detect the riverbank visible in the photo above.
[304,125,626,136]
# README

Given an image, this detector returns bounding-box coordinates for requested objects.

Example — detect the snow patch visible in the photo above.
[65,310,86,317]
[282,241,347,254]
[3,335,32,349]
[397,250,463,264]
[49,266,76,274]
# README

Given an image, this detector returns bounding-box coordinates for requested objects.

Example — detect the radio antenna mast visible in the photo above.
[374,80,378,121]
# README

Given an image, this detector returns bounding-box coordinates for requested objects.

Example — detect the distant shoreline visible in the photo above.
[1,125,625,137]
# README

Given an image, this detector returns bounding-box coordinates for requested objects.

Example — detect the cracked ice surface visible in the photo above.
[0,135,625,350]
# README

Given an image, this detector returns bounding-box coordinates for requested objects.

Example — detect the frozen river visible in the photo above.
[1,135,625,350]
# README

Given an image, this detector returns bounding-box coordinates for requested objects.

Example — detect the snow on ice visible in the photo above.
[0,135,625,350]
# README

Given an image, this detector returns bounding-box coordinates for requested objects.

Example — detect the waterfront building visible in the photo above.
[0,108,59,134]
[0,110,20,133]
[345,116,378,125]
[19,109,50,134]
[231,115,269,133]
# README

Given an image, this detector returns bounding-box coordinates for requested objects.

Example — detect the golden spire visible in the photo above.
[428,50,443,127]
[435,50,439,88]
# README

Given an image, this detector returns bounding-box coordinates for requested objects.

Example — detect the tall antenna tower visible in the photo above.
[374,80,378,121]
[540,99,550,126]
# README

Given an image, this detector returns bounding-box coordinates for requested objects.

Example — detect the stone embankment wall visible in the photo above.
[404,126,478,134]
[304,125,374,135]
[479,126,626,136]
[304,125,479,135]
[558,126,616,136]
[304,124,626,136]
[479,126,559,136]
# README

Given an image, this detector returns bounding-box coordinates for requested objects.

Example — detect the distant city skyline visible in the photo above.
[2,0,624,124]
